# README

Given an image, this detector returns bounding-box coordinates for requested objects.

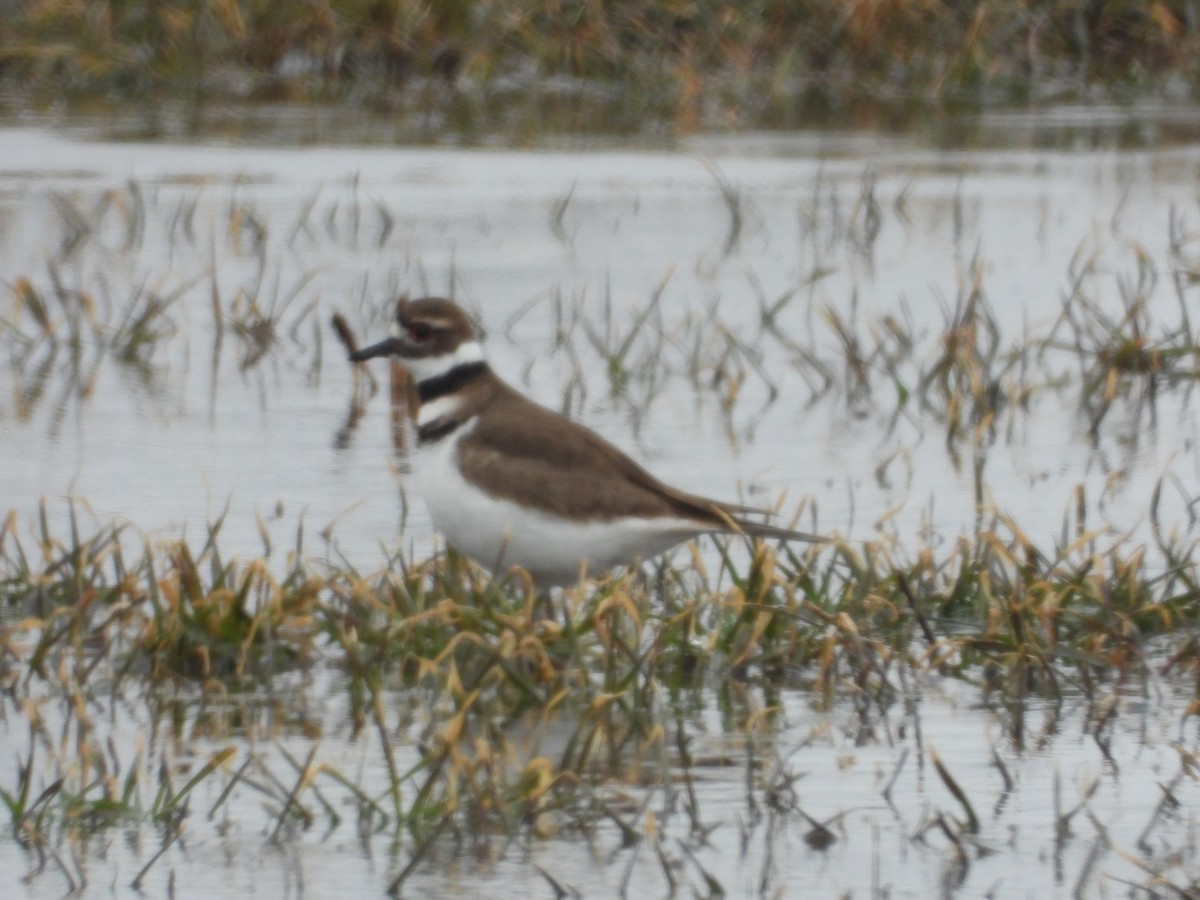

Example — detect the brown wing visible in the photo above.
[455,379,825,543]
[456,383,732,526]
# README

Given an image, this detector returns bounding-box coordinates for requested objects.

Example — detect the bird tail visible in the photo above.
[733,517,828,544]
[704,502,828,544]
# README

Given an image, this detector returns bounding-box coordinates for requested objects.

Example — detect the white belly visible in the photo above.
[417,419,704,585]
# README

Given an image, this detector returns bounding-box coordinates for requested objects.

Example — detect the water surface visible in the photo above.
[2,110,1199,897]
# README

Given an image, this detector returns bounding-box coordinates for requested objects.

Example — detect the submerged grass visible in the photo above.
[2,493,1199,893]
[2,493,1198,849]
[7,175,1200,465]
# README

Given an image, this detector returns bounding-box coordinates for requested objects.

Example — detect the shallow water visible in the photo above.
[2,108,1200,896]
[2,657,1196,898]
[3,117,1199,570]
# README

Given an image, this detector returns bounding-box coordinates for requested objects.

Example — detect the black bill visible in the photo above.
[350,337,402,362]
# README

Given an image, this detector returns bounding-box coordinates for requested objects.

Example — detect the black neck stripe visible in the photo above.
[417,361,487,405]
[417,418,461,444]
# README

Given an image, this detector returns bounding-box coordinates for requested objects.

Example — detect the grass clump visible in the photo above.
[4,496,1198,803]
[0,501,324,685]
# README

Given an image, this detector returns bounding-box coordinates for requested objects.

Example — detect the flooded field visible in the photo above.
[2,109,1200,897]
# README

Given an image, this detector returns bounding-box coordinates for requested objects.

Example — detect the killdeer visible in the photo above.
[351,298,823,586]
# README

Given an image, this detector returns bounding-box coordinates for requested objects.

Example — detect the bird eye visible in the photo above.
[407,322,433,342]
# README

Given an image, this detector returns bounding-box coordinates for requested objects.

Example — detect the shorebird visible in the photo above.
[351,298,822,585]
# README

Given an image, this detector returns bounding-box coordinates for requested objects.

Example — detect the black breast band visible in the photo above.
[417,361,487,404]
[417,418,462,444]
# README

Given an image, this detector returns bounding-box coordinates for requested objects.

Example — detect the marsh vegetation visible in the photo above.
[2,123,1200,895]
[5,0,1200,139]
